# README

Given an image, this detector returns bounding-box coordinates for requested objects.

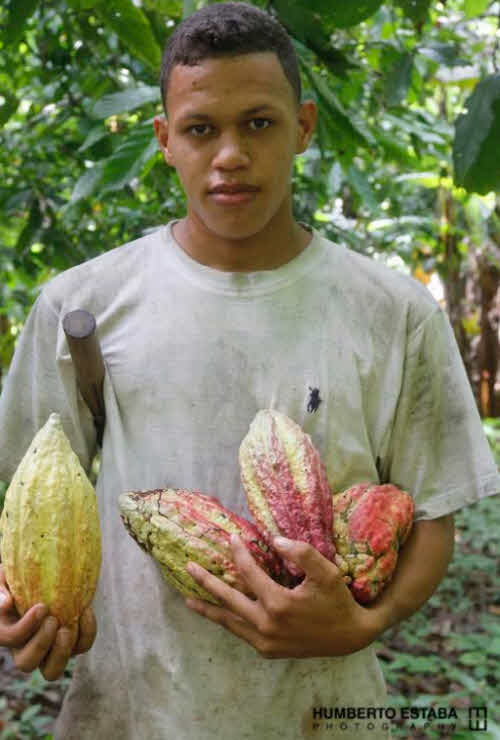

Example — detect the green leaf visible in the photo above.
[375,130,418,166]
[68,164,105,204]
[15,197,42,256]
[384,51,414,106]
[464,0,490,18]
[78,125,110,153]
[143,0,180,13]
[312,0,385,28]
[0,87,19,126]
[487,637,500,656]
[68,0,162,70]
[394,172,441,187]
[418,42,463,67]
[20,704,42,722]
[2,0,40,46]
[300,63,369,160]
[394,0,432,25]
[89,86,160,119]
[100,122,159,192]
[458,650,485,666]
[346,163,379,213]
[453,73,500,194]
[274,0,383,32]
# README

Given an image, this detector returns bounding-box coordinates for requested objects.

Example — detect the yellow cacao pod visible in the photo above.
[0,413,102,627]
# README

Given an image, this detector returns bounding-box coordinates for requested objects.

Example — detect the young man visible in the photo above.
[0,3,498,738]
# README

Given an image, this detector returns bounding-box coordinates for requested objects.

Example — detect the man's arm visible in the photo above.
[183,513,455,659]
[366,513,454,633]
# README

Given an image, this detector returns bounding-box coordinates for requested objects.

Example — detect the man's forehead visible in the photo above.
[176,102,283,123]
[167,53,293,108]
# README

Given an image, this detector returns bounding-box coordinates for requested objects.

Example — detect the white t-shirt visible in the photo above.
[0,220,498,740]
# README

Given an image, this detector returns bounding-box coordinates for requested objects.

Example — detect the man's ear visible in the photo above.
[296,100,318,155]
[153,115,175,166]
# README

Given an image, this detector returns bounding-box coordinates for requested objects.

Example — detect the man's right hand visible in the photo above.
[0,565,97,681]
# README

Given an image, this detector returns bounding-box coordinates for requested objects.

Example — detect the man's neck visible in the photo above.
[172,217,313,272]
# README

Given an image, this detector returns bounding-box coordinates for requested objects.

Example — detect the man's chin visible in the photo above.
[196,213,269,242]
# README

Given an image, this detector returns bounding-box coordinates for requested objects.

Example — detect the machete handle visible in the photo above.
[63,309,106,447]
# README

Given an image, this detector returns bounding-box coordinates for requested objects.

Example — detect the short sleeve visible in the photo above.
[0,290,97,483]
[387,307,500,520]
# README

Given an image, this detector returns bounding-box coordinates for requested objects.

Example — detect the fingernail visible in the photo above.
[230,533,241,545]
[58,629,73,648]
[0,591,7,607]
[44,616,58,630]
[36,605,48,620]
[274,536,292,548]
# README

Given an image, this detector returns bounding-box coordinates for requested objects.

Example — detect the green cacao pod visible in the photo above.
[239,409,334,578]
[0,413,102,627]
[118,488,290,604]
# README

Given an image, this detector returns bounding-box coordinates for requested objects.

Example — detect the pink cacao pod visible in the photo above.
[119,488,290,604]
[331,482,414,603]
[239,409,335,578]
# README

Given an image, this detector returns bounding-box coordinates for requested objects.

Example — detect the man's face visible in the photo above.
[154,52,316,241]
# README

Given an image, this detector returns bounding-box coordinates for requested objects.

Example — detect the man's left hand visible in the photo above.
[184,534,380,659]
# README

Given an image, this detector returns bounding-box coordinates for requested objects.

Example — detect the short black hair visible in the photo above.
[159,1,301,116]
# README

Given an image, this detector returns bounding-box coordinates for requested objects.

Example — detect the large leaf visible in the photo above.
[345,163,379,213]
[2,0,40,45]
[67,0,162,70]
[383,50,414,106]
[0,87,19,126]
[464,0,490,18]
[89,86,160,119]
[394,0,432,25]
[68,164,106,205]
[69,123,159,202]
[374,130,418,167]
[311,0,384,28]
[99,122,159,192]
[418,42,464,67]
[300,63,370,161]
[453,74,500,194]
[273,0,383,30]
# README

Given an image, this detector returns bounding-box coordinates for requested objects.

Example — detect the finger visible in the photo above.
[12,615,59,673]
[229,534,284,602]
[39,624,78,681]
[185,561,260,625]
[0,594,50,649]
[72,607,97,655]
[273,537,342,587]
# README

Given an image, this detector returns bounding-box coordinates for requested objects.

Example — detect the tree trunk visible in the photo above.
[475,245,500,418]
[439,190,473,381]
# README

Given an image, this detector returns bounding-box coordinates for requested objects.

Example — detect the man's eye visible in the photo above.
[249,117,273,130]
[186,118,273,136]
[188,124,210,136]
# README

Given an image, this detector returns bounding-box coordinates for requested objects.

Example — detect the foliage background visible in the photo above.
[0,0,499,737]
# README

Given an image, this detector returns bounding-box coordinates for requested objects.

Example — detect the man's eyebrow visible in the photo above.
[178,104,279,122]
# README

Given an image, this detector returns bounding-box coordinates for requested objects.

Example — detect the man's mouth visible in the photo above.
[209,184,260,205]
[209,182,259,194]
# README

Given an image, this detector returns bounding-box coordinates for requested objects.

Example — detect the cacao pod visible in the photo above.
[239,409,334,578]
[0,413,102,627]
[118,488,290,604]
[331,482,414,603]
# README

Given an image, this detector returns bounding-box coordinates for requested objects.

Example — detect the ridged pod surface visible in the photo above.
[239,409,334,578]
[332,483,414,603]
[118,488,289,604]
[0,413,102,627]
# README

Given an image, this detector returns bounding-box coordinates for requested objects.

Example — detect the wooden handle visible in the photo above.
[63,310,106,447]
